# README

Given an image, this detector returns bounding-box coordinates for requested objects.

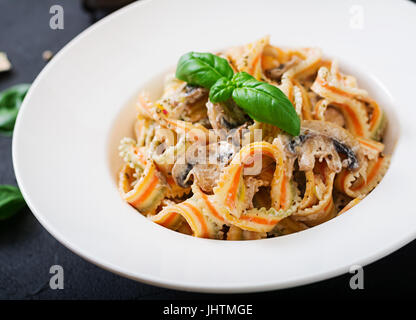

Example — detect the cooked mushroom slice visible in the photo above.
[182,85,211,124]
[171,140,203,188]
[192,163,221,193]
[287,120,364,173]
[194,141,236,193]
[172,161,194,188]
[183,84,207,103]
[160,81,209,121]
[332,139,358,169]
[172,141,235,192]
[206,99,251,134]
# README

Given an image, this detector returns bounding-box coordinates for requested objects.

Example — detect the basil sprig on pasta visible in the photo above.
[176,52,234,89]
[175,52,300,136]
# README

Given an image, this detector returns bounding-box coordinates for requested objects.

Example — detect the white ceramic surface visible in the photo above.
[12,0,416,293]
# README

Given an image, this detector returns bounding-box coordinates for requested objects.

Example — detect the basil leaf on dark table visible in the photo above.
[0,185,26,220]
[231,72,300,136]
[209,77,235,103]
[176,52,234,89]
[0,83,30,136]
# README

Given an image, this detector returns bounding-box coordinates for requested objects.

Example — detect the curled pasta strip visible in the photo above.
[136,92,159,119]
[261,46,320,83]
[158,184,284,239]
[282,47,322,80]
[137,92,209,139]
[312,99,348,128]
[298,171,319,210]
[261,45,282,71]
[313,99,329,121]
[138,92,211,184]
[276,48,321,105]
[364,98,386,140]
[270,47,305,65]
[293,80,314,120]
[162,117,209,139]
[119,160,167,215]
[148,204,184,231]
[357,137,385,160]
[311,61,386,140]
[150,131,183,174]
[227,36,270,81]
[335,155,390,198]
[195,180,292,234]
[311,67,370,138]
[276,76,294,104]
[292,162,337,226]
[150,194,220,238]
[212,142,298,232]
[337,195,364,216]
[245,120,281,143]
[222,207,290,233]
[214,142,282,218]
[118,137,147,170]
[138,91,211,199]
[137,81,181,120]
[192,184,227,226]
[160,73,185,99]
[134,116,155,147]
[158,73,209,123]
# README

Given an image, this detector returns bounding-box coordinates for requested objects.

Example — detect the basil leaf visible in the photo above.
[231,72,300,136]
[0,185,26,220]
[209,77,235,103]
[176,52,234,89]
[0,84,30,136]
[232,71,256,87]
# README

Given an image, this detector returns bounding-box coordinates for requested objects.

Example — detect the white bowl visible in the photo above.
[12,0,416,293]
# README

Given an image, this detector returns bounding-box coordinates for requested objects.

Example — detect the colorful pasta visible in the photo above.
[117,37,391,239]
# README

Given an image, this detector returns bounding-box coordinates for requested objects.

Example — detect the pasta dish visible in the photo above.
[117,36,390,240]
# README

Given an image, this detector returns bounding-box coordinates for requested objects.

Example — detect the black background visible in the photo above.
[0,0,415,300]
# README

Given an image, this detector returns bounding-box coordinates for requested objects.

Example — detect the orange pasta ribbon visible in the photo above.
[150,194,220,238]
[337,195,364,216]
[212,142,298,233]
[292,162,337,226]
[119,160,167,215]
[335,155,390,198]
[311,66,370,138]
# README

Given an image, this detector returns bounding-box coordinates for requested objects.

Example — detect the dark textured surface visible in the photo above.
[0,0,415,300]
